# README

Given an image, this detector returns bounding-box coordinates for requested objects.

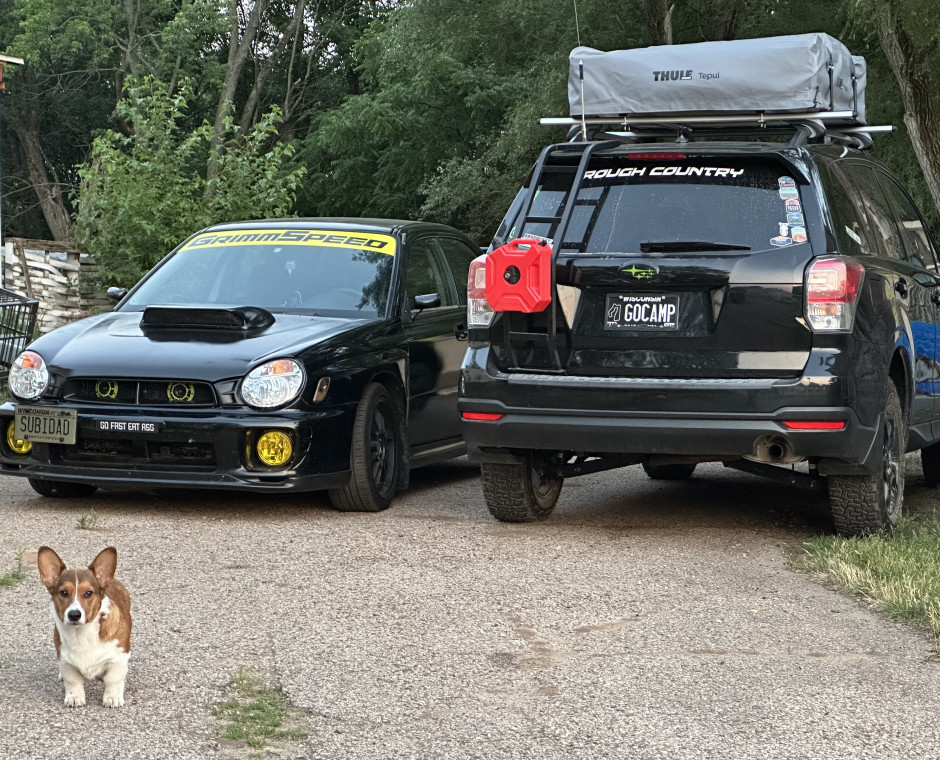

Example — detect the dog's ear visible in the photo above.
[89,547,118,589]
[37,546,66,590]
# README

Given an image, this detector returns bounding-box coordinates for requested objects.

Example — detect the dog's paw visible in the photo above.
[102,692,125,708]
[64,693,86,708]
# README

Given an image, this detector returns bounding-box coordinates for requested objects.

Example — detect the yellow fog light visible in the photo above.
[6,420,31,455]
[256,431,292,467]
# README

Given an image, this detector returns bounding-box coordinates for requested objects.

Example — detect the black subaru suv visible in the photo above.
[458,129,940,535]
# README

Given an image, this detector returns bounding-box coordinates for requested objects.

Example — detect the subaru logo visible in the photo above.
[621,263,658,281]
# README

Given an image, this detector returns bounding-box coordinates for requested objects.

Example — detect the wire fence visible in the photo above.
[0,287,38,390]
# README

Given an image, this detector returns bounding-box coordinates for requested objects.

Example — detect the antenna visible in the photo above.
[572,0,582,47]
[579,61,587,141]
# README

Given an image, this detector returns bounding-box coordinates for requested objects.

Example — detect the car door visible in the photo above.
[838,161,939,432]
[401,234,469,449]
[875,169,940,432]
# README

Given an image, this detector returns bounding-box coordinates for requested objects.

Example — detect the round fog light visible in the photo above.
[256,431,292,467]
[6,421,31,455]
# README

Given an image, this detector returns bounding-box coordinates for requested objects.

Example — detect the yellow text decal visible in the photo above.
[181,229,396,255]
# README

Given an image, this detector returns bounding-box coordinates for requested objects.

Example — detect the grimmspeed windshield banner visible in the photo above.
[181,229,397,256]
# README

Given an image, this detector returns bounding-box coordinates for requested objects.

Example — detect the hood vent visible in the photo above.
[141,306,275,331]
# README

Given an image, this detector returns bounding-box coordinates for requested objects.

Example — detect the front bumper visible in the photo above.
[0,402,353,492]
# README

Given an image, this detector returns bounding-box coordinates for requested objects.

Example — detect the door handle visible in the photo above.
[895,278,908,297]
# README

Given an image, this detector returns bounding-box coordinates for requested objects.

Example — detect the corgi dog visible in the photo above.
[36,546,132,708]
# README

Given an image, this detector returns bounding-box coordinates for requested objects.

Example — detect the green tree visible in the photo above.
[73,78,305,287]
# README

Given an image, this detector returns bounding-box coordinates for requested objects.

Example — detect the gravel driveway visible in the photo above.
[0,458,938,760]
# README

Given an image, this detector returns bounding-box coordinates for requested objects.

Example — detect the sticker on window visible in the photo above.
[180,229,397,255]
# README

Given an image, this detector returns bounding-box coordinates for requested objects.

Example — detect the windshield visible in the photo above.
[123,228,396,318]
[514,157,806,254]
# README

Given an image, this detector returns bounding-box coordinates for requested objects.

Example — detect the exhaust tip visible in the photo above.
[747,435,800,464]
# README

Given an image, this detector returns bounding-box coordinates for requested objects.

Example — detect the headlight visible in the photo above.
[9,351,50,400]
[240,359,305,409]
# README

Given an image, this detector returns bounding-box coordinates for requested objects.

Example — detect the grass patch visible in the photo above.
[213,668,306,752]
[796,510,940,648]
[76,509,99,530]
[0,552,25,587]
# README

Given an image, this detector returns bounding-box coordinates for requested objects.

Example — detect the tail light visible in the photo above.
[468,254,494,327]
[805,257,864,332]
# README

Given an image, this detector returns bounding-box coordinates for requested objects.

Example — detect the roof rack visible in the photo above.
[540,112,892,151]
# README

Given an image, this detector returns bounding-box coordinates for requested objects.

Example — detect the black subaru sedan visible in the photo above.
[0,218,478,511]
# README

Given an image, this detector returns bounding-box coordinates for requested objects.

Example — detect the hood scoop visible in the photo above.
[140,305,275,332]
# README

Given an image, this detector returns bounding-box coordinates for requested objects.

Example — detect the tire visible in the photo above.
[921,441,940,485]
[642,461,696,480]
[827,380,905,536]
[480,453,563,522]
[28,478,98,498]
[328,383,401,512]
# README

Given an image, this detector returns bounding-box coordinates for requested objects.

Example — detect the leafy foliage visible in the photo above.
[73,78,305,287]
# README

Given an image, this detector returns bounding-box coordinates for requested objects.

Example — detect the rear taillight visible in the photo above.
[468,254,493,327]
[805,257,864,332]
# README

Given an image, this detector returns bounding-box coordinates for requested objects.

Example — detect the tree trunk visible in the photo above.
[641,0,675,46]
[876,6,940,216]
[6,71,74,243]
[207,0,269,186]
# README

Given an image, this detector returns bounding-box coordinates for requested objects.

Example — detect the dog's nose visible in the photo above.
[67,609,82,622]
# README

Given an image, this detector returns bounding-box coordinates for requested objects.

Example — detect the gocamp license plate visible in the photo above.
[605,293,679,331]
[14,406,77,444]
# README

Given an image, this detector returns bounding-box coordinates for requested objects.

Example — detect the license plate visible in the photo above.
[93,418,164,436]
[605,293,679,331]
[14,406,77,445]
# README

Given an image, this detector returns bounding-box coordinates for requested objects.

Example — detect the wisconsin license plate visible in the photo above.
[605,293,679,331]
[14,406,77,444]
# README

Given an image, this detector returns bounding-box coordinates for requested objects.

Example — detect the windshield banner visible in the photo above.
[180,229,397,255]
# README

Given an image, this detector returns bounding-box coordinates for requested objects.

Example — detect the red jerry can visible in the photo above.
[484,238,553,313]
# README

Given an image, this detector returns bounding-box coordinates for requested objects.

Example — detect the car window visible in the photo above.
[405,240,457,307]
[436,237,477,306]
[818,162,866,257]
[124,228,396,317]
[838,163,902,260]
[876,171,940,272]
[516,156,810,254]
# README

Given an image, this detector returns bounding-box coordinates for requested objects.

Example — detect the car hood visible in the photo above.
[30,310,371,381]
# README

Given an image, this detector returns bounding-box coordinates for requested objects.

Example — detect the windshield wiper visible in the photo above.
[640,240,751,253]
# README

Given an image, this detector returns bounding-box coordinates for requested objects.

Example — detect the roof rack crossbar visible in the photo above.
[543,111,858,128]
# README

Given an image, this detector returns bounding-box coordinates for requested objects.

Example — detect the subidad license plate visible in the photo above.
[14,406,77,444]
[605,293,679,330]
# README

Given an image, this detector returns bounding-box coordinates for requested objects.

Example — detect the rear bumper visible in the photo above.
[459,349,881,469]
[461,405,876,463]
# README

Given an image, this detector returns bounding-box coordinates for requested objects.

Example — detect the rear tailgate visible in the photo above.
[495,151,820,379]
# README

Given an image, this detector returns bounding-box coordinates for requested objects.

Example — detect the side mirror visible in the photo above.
[414,293,441,310]
[107,287,128,302]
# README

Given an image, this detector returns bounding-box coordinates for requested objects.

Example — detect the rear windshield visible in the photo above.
[515,156,808,254]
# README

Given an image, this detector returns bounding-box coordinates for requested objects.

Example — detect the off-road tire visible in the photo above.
[480,453,563,522]
[328,382,401,512]
[921,441,940,484]
[642,461,697,480]
[827,380,905,536]
[27,478,98,498]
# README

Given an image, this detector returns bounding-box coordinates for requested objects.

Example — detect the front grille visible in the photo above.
[54,438,216,469]
[62,378,217,406]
